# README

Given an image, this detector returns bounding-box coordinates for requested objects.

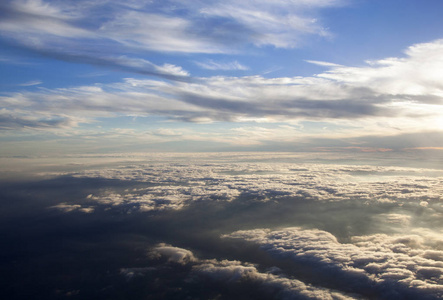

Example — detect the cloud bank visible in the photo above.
[65,160,443,214]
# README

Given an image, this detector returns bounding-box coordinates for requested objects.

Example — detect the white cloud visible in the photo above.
[148,243,355,299]
[195,60,249,71]
[2,39,442,140]
[198,0,336,48]
[99,11,224,53]
[224,226,443,297]
[0,0,93,39]
[49,202,94,213]
[318,39,443,98]
[0,0,343,62]
[47,157,443,215]
[17,80,42,87]
[149,243,197,265]
[306,60,343,67]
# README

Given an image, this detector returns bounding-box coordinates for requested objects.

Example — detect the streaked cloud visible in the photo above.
[195,60,249,71]
[0,0,343,76]
[16,80,42,87]
[1,39,442,145]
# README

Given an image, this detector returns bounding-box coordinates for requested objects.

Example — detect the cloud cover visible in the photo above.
[1,39,442,147]
[3,153,443,299]
[66,158,443,214]
[0,0,338,54]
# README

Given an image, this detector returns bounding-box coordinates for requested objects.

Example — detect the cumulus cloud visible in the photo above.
[42,156,442,218]
[224,227,443,298]
[149,244,197,265]
[148,243,355,299]
[317,39,443,99]
[7,152,443,299]
[49,202,94,213]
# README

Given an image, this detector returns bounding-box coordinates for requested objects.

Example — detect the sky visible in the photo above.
[3,2,443,299]
[1,0,443,155]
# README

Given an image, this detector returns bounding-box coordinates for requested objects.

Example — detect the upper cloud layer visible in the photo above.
[0,0,341,59]
[1,39,442,139]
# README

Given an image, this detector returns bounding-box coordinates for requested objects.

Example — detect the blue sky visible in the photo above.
[1,0,443,155]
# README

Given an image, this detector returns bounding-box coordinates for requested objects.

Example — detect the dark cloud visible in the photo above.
[178,93,386,120]
[1,41,191,81]
[0,112,76,130]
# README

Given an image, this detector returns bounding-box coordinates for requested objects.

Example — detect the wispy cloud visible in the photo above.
[1,39,442,149]
[305,60,343,67]
[195,60,249,71]
[17,80,42,87]
[0,0,344,75]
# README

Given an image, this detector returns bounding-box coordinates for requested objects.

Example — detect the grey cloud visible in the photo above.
[4,42,191,81]
[149,244,197,265]
[0,111,77,130]
[165,82,396,122]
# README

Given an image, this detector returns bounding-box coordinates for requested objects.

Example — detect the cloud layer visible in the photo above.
[4,152,443,299]
[0,0,338,54]
[1,39,442,146]
[62,158,443,215]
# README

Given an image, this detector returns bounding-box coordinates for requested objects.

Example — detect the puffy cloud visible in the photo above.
[149,244,196,265]
[76,160,443,202]
[148,243,355,299]
[224,227,443,298]
[317,39,443,100]
[120,267,155,280]
[49,202,95,213]
[39,156,441,219]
